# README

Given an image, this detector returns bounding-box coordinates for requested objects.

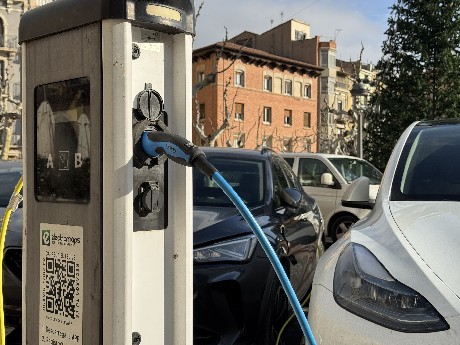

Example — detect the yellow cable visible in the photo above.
[0,175,23,345]
[275,291,311,345]
[275,241,322,345]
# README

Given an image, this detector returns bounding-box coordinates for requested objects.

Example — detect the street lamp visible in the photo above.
[350,80,369,158]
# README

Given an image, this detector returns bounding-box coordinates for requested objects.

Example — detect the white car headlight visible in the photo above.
[333,243,449,332]
[194,235,258,263]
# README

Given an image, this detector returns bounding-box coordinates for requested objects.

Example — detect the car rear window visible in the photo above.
[193,157,265,207]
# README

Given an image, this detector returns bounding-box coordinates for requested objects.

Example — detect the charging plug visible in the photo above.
[141,131,216,177]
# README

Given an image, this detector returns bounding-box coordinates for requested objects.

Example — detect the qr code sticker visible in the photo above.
[42,252,81,320]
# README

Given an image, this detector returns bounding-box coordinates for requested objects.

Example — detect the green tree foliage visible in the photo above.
[365,0,460,170]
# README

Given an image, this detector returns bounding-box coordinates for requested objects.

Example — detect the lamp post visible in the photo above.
[350,80,369,158]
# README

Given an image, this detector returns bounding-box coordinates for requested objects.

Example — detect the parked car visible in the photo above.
[1,149,324,345]
[0,160,23,337]
[309,119,460,344]
[280,152,382,242]
[193,147,324,345]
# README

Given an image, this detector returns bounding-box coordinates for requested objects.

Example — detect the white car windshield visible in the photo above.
[329,158,382,184]
[391,121,460,201]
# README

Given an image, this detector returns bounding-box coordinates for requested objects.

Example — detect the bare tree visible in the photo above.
[194,77,239,147]
[192,28,250,147]
[192,29,247,97]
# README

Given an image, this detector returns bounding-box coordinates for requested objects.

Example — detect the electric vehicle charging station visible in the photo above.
[19,0,194,344]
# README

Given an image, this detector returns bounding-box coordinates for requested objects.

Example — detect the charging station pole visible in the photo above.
[19,1,194,344]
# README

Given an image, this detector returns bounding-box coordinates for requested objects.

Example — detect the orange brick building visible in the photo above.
[192,42,323,152]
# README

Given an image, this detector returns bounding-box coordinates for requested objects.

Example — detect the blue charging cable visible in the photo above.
[141,130,317,345]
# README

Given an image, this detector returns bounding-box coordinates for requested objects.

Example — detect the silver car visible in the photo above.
[281,153,382,242]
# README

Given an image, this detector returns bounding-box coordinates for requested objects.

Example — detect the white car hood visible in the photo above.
[389,201,460,297]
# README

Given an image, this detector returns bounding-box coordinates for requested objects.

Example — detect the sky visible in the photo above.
[193,0,395,65]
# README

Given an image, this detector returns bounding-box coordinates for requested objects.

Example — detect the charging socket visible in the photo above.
[132,84,168,231]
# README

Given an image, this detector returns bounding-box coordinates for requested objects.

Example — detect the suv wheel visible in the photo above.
[330,215,358,242]
[257,269,304,345]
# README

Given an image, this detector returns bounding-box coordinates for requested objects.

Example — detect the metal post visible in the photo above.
[350,81,368,159]
[1,113,13,160]
[358,110,363,158]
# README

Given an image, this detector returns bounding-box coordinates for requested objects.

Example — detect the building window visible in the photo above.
[235,70,245,87]
[264,76,272,91]
[284,109,292,126]
[337,100,343,111]
[295,30,307,40]
[0,18,4,47]
[304,112,311,128]
[320,50,328,67]
[320,77,328,93]
[282,138,293,152]
[0,60,4,84]
[199,103,206,120]
[262,135,273,148]
[197,71,205,82]
[284,80,292,95]
[263,107,272,124]
[304,84,311,98]
[235,103,244,121]
[233,133,245,148]
[320,49,336,67]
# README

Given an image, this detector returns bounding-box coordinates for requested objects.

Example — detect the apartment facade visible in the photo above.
[0,0,54,158]
[229,19,378,154]
[0,0,24,158]
[192,42,322,152]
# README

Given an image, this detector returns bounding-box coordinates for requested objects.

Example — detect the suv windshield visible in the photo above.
[329,158,382,184]
[193,156,265,207]
[391,122,460,202]
[0,171,22,208]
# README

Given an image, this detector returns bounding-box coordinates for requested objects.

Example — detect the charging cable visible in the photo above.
[142,130,317,345]
[0,175,23,345]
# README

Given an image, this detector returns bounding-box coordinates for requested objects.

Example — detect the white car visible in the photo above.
[281,153,382,242]
[309,119,460,344]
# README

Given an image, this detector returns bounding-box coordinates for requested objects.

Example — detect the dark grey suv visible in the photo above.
[0,160,22,340]
[193,147,324,345]
[0,149,324,345]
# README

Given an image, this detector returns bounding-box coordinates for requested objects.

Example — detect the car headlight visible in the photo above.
[193,235,258,263]
[333,243,449,332]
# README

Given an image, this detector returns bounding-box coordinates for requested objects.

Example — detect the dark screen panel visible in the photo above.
[35,77,90,203]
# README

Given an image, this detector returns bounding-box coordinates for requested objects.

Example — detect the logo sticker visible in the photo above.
[42,230,51,246]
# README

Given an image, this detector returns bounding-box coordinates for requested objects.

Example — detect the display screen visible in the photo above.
[35,78,91,203]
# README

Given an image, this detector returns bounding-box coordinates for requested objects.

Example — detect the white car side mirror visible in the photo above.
[321,172,334,186]
[342,176,375,210]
